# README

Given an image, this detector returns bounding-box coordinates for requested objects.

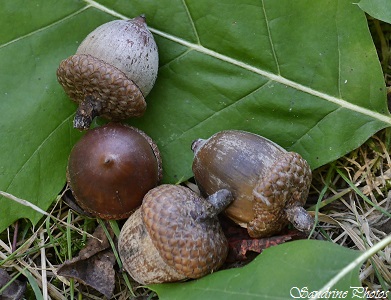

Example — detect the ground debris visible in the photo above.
[0,268,26,300]
[57,223,116,298]
[220,215,305,263]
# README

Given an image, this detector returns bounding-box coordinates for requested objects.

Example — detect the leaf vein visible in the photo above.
[182,0,200,44]
[290,108,339,149]
[0,6,89,49]
[84,0,391,124]
[148,30,391,125]
[160,80,270,147]
[82,0,127,19]
[3,113,75,195]
[261,0,281,75]
[159,49,193,69]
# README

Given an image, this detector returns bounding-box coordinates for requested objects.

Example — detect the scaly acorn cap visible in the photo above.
[57,54,146,130]
[56,16,158,130]
[249,151,313,237]
[142,185,231,279]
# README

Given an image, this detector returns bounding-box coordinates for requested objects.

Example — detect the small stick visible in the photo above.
[40,230,48,300]
[12,220,19,252]
[0,191,97,239]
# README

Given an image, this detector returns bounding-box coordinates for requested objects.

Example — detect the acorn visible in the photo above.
[66,122,162,220]
[57,16,158,130]
[118,184,233,284]
[192,130,314,238]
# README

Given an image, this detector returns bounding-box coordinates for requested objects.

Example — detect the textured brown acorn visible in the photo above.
[57,15,158,130]
[192,130,314,238]
[67,122,162,220]
[118,184,233,284]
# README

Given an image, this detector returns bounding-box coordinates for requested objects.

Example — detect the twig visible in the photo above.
[0,191,49,216]
[40,230,48,300]
[0,191,96,239]
[0,250,65,300]
[315,234,391,299]
[12,220,19,252]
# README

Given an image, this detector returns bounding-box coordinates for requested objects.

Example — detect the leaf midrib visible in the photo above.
[84,0,390,125]
[3,0,389,126]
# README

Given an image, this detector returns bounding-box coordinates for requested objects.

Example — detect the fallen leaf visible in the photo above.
[57,223,116,298]
[220,216,304,262]
[0,268,26,300]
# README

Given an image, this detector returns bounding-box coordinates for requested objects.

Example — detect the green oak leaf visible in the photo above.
[149,240,362,300]
[0,0,389,232]
[358,0,391,24]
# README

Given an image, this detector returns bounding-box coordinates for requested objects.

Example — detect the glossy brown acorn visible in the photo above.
[118,184,233,284]
[67,122,162,220]
[192,130,313,238]
[57,16,159,130]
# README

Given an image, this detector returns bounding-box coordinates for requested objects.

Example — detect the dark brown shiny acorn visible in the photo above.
[118,184,233,284]
[192,130,313,238]
[57,16,158,130]
[67,122,162,220]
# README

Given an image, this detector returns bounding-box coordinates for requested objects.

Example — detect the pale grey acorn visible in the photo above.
[57,16,158,130]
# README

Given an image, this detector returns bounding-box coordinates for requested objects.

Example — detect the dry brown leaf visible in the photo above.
[220,216,305,262]
[57,223,116,298]
[0,269,26,300]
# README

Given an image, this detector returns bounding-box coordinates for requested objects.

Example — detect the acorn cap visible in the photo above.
[141,185,229,278]
[249,151,313,237]
[57,54,146,130]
